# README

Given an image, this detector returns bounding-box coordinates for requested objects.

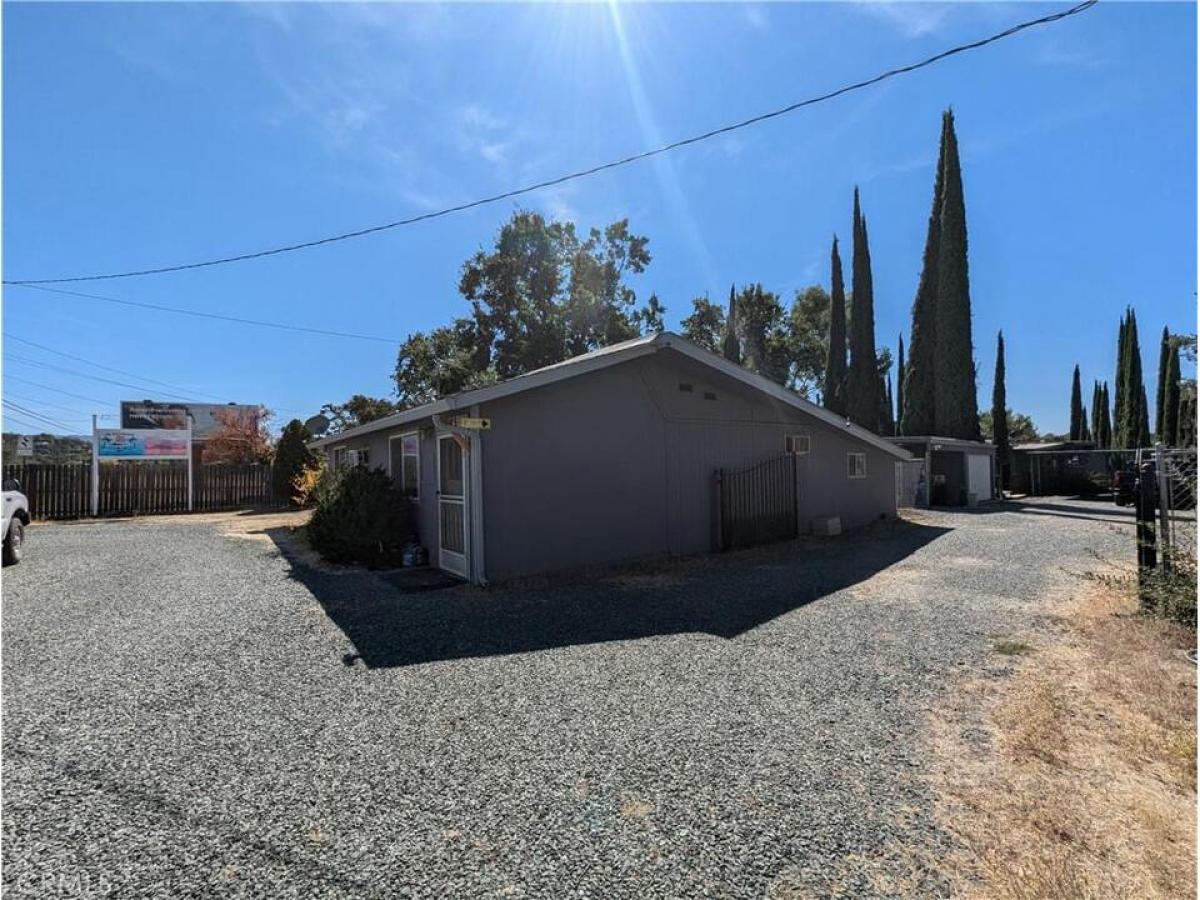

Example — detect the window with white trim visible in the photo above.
[847,452,867,479]
[390,433,420,499]
[333,447,349,470]
[354,448,370,468]
[785,434,811,455]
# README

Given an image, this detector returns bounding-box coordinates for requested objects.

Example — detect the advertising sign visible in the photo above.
[96,429,191,459]
[15,435,33,457]
[121,401,190,431]
[120,401,263,439]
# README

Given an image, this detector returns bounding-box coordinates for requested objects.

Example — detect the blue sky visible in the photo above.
[3,1,1196,436]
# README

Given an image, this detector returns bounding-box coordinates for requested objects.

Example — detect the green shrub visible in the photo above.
[307,465,416,568]
[272,420,316,505]
[1140,546,1197,628]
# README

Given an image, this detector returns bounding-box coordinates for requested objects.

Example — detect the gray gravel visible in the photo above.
[2,499,1132,898]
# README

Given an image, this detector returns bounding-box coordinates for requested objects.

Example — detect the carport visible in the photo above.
[891,436,996,508]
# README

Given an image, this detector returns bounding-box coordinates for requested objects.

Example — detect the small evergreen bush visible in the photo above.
[272,420,316,505]
[307,465,416,568]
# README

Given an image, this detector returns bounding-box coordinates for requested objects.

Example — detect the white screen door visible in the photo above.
[437,434,469,577]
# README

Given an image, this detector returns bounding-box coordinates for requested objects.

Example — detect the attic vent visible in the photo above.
[678,383,693,393]
[703,391,717,401]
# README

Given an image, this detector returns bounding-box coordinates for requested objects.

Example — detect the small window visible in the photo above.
[678,382,694,393]
[785,434,811,455]
[333,447,348,469]
[703,391,717,401]
[847,452,867,479]
[348,448,369,468]
[390,433,420,499]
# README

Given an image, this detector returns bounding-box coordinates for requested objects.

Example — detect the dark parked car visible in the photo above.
[1112,465,1137,506]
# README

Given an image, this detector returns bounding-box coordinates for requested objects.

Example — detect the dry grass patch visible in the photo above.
[928,580,1196,900]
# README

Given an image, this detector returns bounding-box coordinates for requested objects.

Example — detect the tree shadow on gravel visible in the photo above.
[266,520,950,669]
[945,497,1138,525]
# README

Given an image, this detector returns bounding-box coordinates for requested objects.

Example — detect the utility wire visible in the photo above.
[1,0,1099,286]
[2,391,95,418]
[3,375,113,406]
[9,284,402,345]
[1,411,65,434]
[4,333,225,401]
[4,353,201,402]
[4,333,313,417]
[2,400,73,431]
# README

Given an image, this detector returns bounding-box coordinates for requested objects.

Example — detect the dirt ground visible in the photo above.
[926,578,1197,899]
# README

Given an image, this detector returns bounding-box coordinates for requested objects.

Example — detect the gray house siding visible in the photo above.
[647,350,897,555]
[476,349,897,580]
[476,357,670,581]
[328,425,439,547]
[317,338,902,582]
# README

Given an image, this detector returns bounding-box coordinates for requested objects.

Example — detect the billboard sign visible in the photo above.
[96,429,191,459]
[121,401,190,431]
[120,401,263,439]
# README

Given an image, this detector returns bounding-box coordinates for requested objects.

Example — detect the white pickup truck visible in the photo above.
[3,478,30,565]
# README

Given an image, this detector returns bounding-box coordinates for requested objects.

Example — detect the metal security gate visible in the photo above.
[714,453,799,551]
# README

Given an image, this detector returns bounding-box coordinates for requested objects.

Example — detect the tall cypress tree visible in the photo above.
[1155,325,1171,440]
[722,284,741,365]
[1090,381,1102,447]
[1114,312,1129,444]
[932,109,980,440]
[895,335,906,436]
[1178,385,1197,447]
[877,373,895,436]
[846,188,880,430]
[1104,381,1113,448]
[1164,343,1181,445]
[823,236,848,416]
[901,114,948,437]
[1069,365,1085,440]
[1117,309,1150,448]
[1137,385,1151,448]
[991,331,1010,489]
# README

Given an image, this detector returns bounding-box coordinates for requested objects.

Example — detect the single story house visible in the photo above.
[1009,440,1109,495]
[890,436,996,507]
[312,331,911,583]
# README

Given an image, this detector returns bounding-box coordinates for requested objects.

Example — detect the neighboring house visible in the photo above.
[891,436,997,508]
[312,332,910,583]
[1009,440,1108,495]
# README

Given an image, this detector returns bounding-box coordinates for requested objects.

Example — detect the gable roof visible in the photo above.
[312,331,910,460]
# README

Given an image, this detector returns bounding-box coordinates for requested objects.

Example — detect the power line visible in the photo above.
[2,375,112,405]
[9,284,402,345]
[2,400,73,431]
[4,333,225,401]
[1,411,65,434]
[4,353,200,401]
[2,0,1098,287]
[4,333,314,417]
[2,391,94,417]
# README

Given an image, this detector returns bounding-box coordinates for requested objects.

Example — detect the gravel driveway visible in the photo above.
[2,499,1131,898]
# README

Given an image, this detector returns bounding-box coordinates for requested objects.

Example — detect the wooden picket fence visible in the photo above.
[2,462,285,520]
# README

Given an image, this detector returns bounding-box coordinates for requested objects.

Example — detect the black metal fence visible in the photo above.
[714,453,799,551]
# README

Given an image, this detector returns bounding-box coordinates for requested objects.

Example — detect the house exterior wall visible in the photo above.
[474,356,670,581]
[476,349,898,580]
[325,424,438,549]
[318,348,901,582]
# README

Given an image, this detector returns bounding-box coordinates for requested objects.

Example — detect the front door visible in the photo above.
[437,434,469,578]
